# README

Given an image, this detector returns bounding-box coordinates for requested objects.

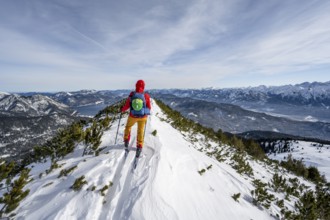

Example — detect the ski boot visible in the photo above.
[135,147,142,158]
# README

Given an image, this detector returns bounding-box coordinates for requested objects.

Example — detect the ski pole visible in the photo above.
[115,112,122,145]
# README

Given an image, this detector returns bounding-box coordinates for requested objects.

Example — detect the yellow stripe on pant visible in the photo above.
[124,116,147,147]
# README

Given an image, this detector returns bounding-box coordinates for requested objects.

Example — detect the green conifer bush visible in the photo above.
[71,176,87,191]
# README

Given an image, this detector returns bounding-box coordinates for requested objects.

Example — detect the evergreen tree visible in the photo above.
[101,115,111,129]
[271,173,287,193]
[315,184,330,220]
[71,176,87,191]
[0,160,15,183]
[244,139,265,160]
[230,135,245,152]
[0,169,30,215]
[295,191,317,220]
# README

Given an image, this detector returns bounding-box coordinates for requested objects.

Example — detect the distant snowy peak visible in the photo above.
[157,81,330,106]
[223,81,330,99]
[54,90,96,97]
[253,81,330,98]
[0,91,10,98]
[54,91,73,97]
[0,94,74,117]
[78,89,97,94]
[50,90,123,107]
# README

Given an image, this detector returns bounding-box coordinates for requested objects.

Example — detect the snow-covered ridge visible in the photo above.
[6,100,327,219]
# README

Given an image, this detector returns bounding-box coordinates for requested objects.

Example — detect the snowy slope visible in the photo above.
[268,141,330,181]
[13,100,315,220]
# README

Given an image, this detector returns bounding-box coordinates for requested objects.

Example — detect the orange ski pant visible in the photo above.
[124,116,147,147]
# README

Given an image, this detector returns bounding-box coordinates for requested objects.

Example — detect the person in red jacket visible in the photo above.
[121,80,151,158]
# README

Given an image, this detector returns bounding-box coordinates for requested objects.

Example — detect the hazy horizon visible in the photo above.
[1,80,328,94]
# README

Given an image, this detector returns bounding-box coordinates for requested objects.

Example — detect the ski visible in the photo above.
[132,157,139,170]
[124,148,129,158]
[132,147,142,171]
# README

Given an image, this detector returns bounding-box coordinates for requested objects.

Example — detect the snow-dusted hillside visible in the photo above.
[0,94,81,161]
[7,100,327,220]
[268,141,330,180]
[0,94,73,117]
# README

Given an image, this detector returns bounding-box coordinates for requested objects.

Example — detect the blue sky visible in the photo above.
[0,0,329,92]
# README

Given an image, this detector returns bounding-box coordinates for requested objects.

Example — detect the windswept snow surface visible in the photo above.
[16,101,293,219]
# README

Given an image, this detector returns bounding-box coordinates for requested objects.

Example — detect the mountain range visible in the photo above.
[151,81,330,123]
[1,81,329,162]
[20,90,127,108]
[152,93,330,142]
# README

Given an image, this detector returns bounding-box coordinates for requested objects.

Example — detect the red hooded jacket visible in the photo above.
[121,80,151,118]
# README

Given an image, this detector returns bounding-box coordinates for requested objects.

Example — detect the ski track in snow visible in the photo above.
[112,146,154,220]
[99,138,138,220]
[134,132,179,220]
[99,115,172,220]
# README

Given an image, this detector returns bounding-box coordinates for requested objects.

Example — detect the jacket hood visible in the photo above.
[135,80,145,93]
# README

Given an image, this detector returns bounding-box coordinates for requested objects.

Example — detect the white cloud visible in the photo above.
[1,0,330,90]
[227,2,330,75]
[0,27,92,69]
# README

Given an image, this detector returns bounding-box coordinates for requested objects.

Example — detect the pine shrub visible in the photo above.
[281,154,326,185]
[294,191,318,220]
[58,165,78,178]
[315,183,330,220]
[32,120,85,161]
[83,120,103,156]
[0,160,15,183]
[276,199,284,208]
[230,153,253,176]
[271,173,287,193]
[198,169,206,175]
[46,161,62,174]
[251,179,275,209]
[232,193,241,202]
[101,115,111,129]
[100,185,109,196]
[100,181,113,196]
[0,169,30,215]
[71,176,87,191]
